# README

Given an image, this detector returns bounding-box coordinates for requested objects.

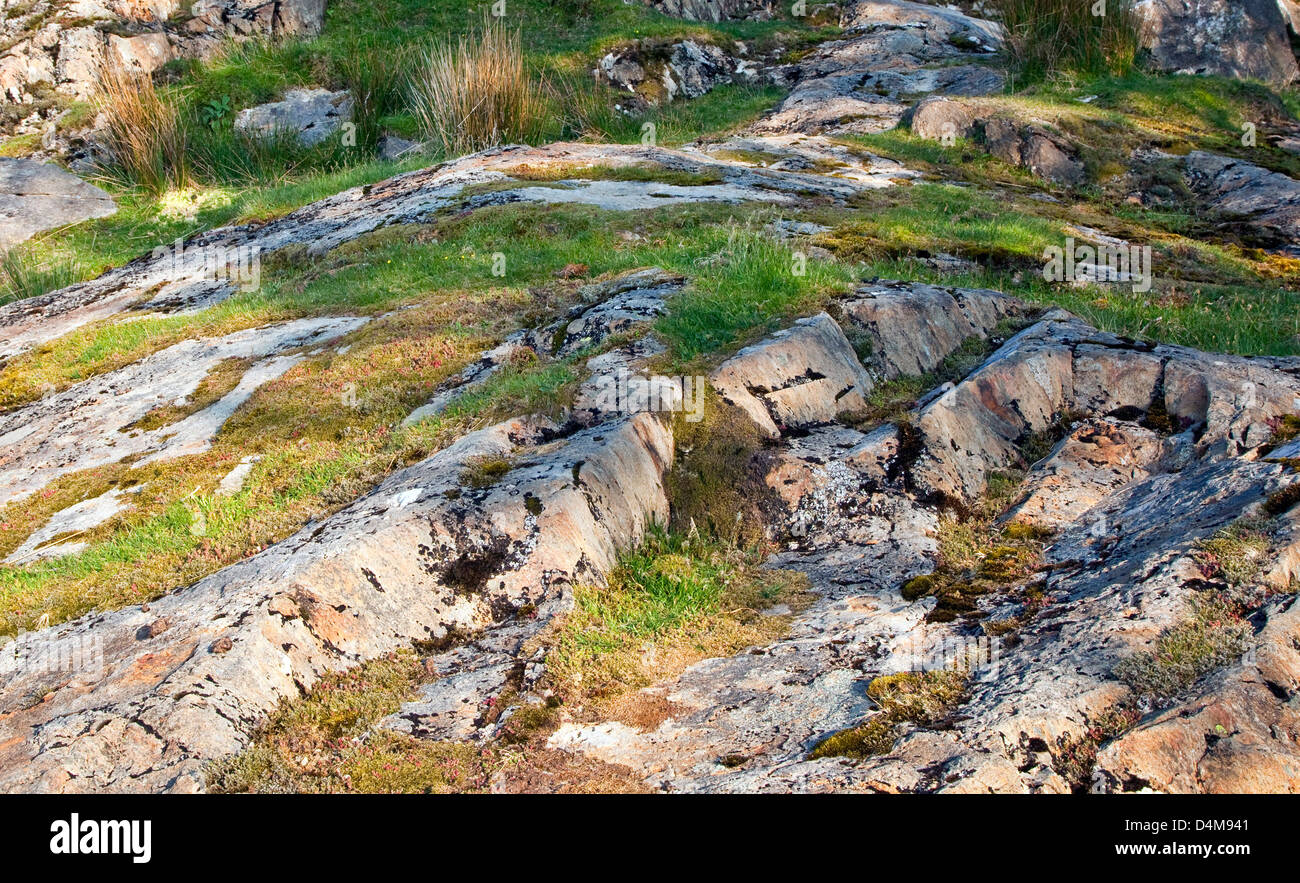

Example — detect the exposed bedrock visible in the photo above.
[0,140,912,364]
[0,411,674,792]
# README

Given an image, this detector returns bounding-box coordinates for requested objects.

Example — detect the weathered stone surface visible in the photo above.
[549,302,1300,793]
[4,487,135,565]
[710,312,875,437]
[642,0,775,22]
[754,0,1003,136]
[0,1,327,112]
[1095,593,1300,793]
[0,140,912,362]
[0,317,367,508]
[1185,150,1300,250]
[547,491,941,792]
[1003,418,1181,530]
[55,27,105,100]
[909,99,1086,185]
[838,279,1024,380]
[105,32,172,76]
[911,316,1300,504]
[0,157,117,250]
[1134,0,1300,85]
[597,39,756,107]
[0,411,674,792]
[233,87,354,147]
[907,95,977,142]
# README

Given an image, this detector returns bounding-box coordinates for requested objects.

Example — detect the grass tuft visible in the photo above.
[994,0,1142,87]
[407,14,552,156]
[95,62,191,194]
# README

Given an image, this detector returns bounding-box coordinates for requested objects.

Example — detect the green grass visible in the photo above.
[545,527,807,702]
[1114,593,1253,706]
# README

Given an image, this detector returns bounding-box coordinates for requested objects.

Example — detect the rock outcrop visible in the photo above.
[642,0,776,21]
[0,1,327,108]
[0,404,674,791]
[753,0,1004,136]
[0,157,117,249]
[907,96,1086,186]
[1184,150,1300,252]
[0,139,913,364]
[0,317,368,509]
[596,39,770,110]
[546,300,1300,793]
[1134,0,1300,86]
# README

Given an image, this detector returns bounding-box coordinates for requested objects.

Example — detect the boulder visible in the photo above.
[0,158,117,250]
[907,96,977,142]
[1134,0,1300,85]
[597,39,748,107]
[1184,150,1300,251]
[273,0,328,35]
[982,117,1085,186]
[105,32,172,76]
[710,312,875,437]
[233,87,354,147]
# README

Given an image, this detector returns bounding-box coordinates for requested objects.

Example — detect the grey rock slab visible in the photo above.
[4,486,135,566]
[0,411,674,792]
[642,0,775,22]
[0,158,116,249]
[1185,150,1300,249]
[233,87,354,147]
[1135,0,1300,85]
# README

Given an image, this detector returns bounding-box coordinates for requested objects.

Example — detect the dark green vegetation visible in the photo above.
[810,669,970,759]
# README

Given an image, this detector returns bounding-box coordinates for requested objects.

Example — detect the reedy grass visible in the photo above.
[994,0,1142,87]
[407,15,553,155]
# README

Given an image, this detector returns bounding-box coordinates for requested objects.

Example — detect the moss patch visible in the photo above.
[810,668,970,760]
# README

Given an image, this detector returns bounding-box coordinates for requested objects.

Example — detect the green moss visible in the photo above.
[900,573,936,602]
[809,668,970,760]
[809,716,897,759]
[1194,522,1271,588]
[460,455,514,489]
[1264,483,1300,517]
[665,389,776,546]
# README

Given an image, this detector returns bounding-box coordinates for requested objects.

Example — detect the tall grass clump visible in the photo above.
[0,246,84,305]
[95,63,190,193]
[995,0,1142,86]
[407,15,552,156]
